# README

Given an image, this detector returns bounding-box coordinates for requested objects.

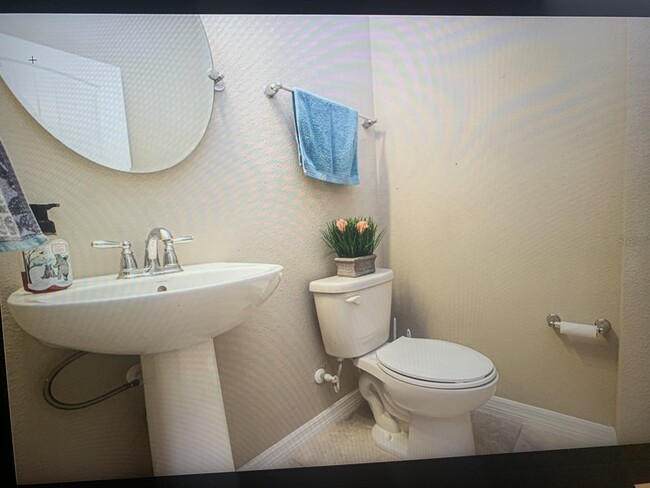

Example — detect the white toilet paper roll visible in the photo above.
[559,322,598,339]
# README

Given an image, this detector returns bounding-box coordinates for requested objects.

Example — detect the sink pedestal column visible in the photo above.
[140,340,234,476]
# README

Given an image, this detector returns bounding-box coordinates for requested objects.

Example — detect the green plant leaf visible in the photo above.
[320,216,384,258]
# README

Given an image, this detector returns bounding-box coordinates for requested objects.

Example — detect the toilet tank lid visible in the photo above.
[309,268,393,293]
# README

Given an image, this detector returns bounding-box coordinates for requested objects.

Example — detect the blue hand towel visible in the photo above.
[0,141,46,252]
[292,89,359,185]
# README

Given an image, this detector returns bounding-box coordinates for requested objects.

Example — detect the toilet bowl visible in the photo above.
[354,337,498,459]
[309,268,498,460]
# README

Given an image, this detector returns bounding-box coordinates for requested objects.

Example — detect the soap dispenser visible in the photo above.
[21,203,73,293]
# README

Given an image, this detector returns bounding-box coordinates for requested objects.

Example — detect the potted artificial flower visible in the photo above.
[321,217,384,277]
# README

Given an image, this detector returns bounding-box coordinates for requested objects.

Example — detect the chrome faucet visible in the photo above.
[143,227,193,275]
[92,227,193,279]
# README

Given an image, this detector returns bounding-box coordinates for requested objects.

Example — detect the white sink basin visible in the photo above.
[7,262,283,355]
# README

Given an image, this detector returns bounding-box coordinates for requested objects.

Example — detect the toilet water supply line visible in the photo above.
[314,358,344,393]
[314,318,411,393]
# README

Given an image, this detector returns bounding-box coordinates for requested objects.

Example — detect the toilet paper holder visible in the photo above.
[546,313,611,335]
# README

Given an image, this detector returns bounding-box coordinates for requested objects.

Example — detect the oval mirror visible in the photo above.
[0,14,215,173]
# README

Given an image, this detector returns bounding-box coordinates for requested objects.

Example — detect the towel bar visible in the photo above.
[263,82,377,128]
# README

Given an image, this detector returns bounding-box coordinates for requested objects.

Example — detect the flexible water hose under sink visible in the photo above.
[43,351,142,410]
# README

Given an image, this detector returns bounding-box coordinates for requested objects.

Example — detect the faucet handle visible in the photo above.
[163,235,194,245]
[91,240,139,278]
[161,236,193,268]
[91,240,126,248]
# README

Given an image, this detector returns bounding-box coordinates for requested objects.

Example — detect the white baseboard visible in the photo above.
[479,396,617,447]
[239,390,364,471]
[241,391,616,471]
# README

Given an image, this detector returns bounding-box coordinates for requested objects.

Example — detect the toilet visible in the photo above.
[309,268,498,460]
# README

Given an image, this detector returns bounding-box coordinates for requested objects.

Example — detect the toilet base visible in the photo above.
[407,412,476,459]
[371,424,409,458]
[370,412,476,460]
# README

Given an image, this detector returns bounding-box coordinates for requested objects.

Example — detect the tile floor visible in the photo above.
[270,402,595,470]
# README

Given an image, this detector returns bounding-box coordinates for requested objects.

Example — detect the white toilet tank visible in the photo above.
[309,268,394,358]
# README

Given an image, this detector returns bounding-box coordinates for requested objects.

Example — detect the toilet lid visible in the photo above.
[376,337,494,384]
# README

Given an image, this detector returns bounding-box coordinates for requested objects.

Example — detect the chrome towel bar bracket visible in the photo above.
[263,82,377,128]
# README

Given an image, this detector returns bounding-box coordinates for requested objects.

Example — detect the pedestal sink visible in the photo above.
[7,262,283,476]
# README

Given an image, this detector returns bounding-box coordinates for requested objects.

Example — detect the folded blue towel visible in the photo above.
[0,141,46,252]
[292,89,359,185]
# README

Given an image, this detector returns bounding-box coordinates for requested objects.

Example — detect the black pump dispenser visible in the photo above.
[29,203,59,235]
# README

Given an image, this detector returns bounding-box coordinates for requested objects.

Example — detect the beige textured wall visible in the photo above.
[616,19,650,444]
[369,17,626,425]
[0,15,379,483]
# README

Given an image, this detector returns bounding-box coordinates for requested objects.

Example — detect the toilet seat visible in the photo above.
[376,337,497,390]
